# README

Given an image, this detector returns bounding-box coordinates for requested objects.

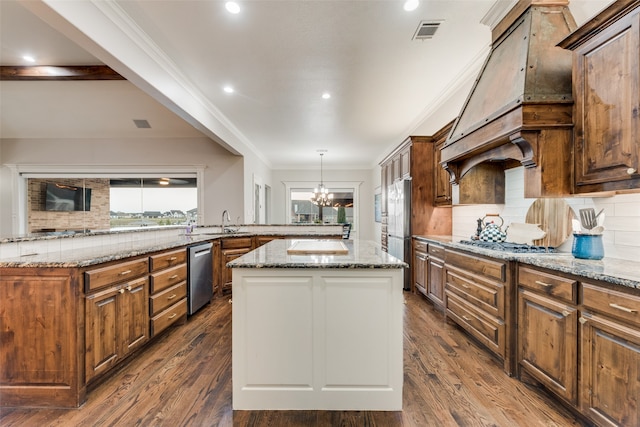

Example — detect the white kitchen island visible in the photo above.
[228,239,406,411]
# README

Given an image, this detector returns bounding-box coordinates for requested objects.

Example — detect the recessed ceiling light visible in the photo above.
[223,86,234,94]
[403,0,419,11]
[225,2,240,14]
[322,92,331,99]
[22,55,35,63]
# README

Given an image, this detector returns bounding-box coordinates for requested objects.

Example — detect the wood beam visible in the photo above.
[0,65,125,81]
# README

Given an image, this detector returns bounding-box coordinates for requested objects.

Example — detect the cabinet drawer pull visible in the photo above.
[167,294,177,300]
[462,315,471,321]
[169,256,177,261]
[461,284,470,289]
[168,313,177,319]
[609,303,637,313]
[120,270,132,276]
[169,274,179,280]
[534,280,552,287]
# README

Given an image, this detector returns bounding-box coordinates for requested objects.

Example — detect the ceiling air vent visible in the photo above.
[133,119,151,129]
[412,20,442,40]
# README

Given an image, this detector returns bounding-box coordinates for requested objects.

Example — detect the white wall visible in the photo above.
[271,168,375,241]
[0,136,246,234]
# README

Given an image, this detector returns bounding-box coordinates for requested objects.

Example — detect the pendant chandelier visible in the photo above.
[310,153,334,207]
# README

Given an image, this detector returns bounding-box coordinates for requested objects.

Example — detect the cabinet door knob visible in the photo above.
[562,310,571,317]
[119,288,125,294]
[579,317,587,324]
[126,285,132,291]
[628,168,637,175]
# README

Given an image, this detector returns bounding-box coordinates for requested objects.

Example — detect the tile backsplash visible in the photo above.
[452,167,640,262]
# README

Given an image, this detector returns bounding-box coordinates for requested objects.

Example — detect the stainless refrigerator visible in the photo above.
[387,179,411,290]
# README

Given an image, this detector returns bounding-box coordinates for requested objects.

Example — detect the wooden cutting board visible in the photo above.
[287,240,349,255]
[525,198,574,247]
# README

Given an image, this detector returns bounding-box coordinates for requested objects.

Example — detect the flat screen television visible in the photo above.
[44,183,92,211]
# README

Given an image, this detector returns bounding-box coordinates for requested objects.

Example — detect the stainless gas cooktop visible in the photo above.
[458,240,556,253]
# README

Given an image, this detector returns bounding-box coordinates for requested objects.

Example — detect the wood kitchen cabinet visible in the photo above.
[444,248,512,374]
[413,239,428,297]
[580,282,640,427]
[559,0,640,194]
[380,132,452,255]
[427,243,445,309]
[219,236,254,296]
[517,266,579,405]
[0,268,84,407]
[149,248,187,337]
[85,274,149,383]
[434,121,454,206]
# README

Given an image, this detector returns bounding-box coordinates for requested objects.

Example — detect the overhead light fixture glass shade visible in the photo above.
[310,153,334,207]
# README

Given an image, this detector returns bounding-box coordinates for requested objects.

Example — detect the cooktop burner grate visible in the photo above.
[458,240,556,253]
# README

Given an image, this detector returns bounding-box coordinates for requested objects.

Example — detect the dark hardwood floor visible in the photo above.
[1,292,587,427]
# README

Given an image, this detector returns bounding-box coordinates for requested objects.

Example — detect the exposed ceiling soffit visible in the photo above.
[0,65,124,80]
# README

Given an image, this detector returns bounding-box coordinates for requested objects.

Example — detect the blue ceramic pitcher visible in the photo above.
[571,233,604,260]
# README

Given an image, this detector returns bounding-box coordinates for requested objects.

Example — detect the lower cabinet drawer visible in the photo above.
[150,281,187,316]
[446,267,504,318]
[150,264,187,293]
[446,291,505,357]
[151,298,187,337]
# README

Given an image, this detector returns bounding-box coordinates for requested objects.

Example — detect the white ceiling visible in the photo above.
[0,0,613,169]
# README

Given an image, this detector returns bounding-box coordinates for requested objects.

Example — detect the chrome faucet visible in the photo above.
[222,210,231,231]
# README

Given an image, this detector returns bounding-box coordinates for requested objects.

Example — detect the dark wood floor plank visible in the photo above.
[0,293,586,427]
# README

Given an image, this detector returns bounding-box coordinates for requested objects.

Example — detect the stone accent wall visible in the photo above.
[28,178,111,233]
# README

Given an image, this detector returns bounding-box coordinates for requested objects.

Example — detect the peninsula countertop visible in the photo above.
[227,239,407,269]
[414,235,640,290]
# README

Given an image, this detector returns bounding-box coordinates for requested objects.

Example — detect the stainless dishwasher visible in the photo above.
[187,242,213,315]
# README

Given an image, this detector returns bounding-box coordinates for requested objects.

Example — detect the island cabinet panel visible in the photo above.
[580,282,640,427]
[444,248,513,374]
[560,0,640,193]
[85,276,149,383]
[0,269,84,408]
[232,268,403,410]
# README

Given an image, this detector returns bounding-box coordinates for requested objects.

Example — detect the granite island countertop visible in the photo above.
[0,230,341,268]
[414,235,640,290]
[228,239,407,269]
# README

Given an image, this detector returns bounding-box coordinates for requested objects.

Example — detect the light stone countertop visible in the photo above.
[414,235,640,290]
[0,231,342,268]
[227,239,407,269]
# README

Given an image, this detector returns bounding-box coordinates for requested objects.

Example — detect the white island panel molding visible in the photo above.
[232,268,403,410]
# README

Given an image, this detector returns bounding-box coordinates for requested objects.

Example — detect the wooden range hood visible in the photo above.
[441,0,577,198]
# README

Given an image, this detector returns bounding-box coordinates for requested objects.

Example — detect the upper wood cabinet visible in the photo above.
[380,130,453,239]
[434,121,454,206]
[559,0,640,194]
